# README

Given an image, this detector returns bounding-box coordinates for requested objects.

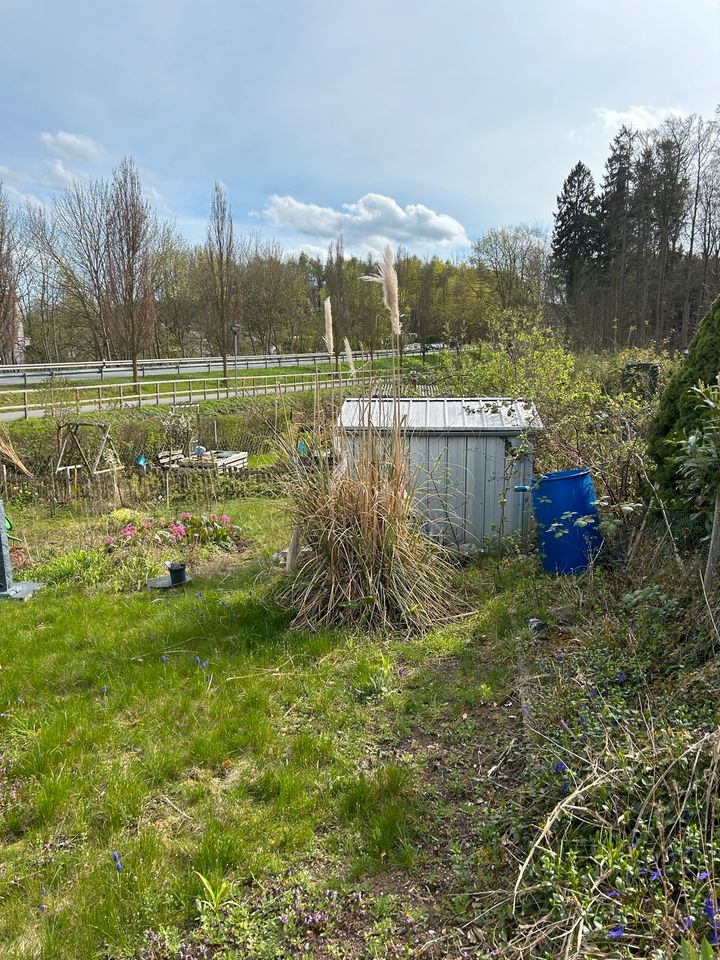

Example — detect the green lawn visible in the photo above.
[0,496,527,959]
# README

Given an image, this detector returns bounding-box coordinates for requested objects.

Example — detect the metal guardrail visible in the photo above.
[0,370,391,421]
[0,348,411,382]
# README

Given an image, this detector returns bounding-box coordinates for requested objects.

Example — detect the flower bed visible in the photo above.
[105,511,245,553]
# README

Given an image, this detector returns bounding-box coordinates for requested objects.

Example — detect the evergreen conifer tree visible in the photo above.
[551,161,600,300]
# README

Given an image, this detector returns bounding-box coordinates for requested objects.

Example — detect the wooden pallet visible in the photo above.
[157,448,185,469]
[174,450,248,475]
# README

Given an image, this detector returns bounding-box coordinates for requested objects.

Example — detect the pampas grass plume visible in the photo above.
[343,337,356,377]
[361,244,401,337]
[323,297,334,357]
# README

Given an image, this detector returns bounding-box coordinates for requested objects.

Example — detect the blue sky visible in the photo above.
[1,0,718,257]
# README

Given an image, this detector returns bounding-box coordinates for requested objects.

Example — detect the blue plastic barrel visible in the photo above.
[531,468,602,574]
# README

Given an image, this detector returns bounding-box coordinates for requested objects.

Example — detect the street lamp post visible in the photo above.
[232,325,239,397]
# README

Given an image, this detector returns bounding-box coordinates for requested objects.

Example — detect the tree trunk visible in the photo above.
[704,487,720,596]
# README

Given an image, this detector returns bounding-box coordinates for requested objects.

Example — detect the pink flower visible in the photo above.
[219,514,230,525]
[180,512,192,522]
[120,524,137,539]
[141,518,153,529]
[168,522,186,541]
[210,513,218,521]
[104,535,115,545]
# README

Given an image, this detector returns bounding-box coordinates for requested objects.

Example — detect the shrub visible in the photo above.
[648,295,720,496]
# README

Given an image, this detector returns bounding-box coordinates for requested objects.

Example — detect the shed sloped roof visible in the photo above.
[340,397,543,435]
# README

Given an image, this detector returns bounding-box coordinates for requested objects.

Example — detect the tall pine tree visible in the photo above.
[599,127,635,339]
[551,162,600,338]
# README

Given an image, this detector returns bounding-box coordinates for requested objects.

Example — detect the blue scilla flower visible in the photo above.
[39,903,46,914]
[161,655,166,664]
[552,760,568,774]
[194,656,200,666]
[649,869,661,881]
[699,870,710,881]
[682,916,693,930]
[704,897,716,921]
[115,860,122,873]
[608,924,623,939]
[112,851,119,862]
[605,890,621,899]
[41,886,46,897]
[201,660,208,671]
[617,673,626,685]
[101,684,107,695]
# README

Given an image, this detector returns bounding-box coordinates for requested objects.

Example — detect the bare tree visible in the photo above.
[17,203,63,362]
[28,176,113,360]
[0,184,22,362]
[472,224,552,312]
[203,182,239,375]
[104,157,157,382]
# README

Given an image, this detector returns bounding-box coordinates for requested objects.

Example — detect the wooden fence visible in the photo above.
[0,370,387,421]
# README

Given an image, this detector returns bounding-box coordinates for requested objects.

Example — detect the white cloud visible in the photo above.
[45,157,74,188]
[40,130,104,163]
[596,105,686,132]
[259,192,469,253]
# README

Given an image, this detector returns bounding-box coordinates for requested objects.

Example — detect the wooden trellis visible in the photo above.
[55,421,123,479]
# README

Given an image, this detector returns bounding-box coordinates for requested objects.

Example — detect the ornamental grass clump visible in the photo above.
[276,246,461,632]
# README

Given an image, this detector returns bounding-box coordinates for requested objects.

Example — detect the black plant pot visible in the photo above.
[168,562,186,586]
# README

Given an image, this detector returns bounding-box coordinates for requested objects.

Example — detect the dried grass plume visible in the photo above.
[343,337,357,378]
[361,244,401,336]
[323,297,334,357]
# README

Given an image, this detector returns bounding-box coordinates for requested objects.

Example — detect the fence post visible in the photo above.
[155,383,160,406]
[119,383,123,407]
[98,386,103,411]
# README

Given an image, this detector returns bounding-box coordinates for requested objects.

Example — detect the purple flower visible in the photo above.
[112,851,120,863]
[201,660,208,671]
[605,889,621,899]
[39,903,47,914]
[41,886,46,897]
[115,860,122,873]
[617,673,626,684]
[101,685,107,695]
[711,928,720,947]
[608,924,623,939]
[560,779,570,795]
[194,656,200,666]
[704,897,716,921]
[552,761,568,774]
[649,869,661,881]
[682,916,694,930]
[161,655,166,665]
[698,870,710,881]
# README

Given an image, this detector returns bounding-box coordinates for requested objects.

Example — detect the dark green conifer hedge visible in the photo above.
[648,295,720,495]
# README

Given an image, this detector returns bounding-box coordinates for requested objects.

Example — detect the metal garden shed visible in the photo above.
[340,397,543,550]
